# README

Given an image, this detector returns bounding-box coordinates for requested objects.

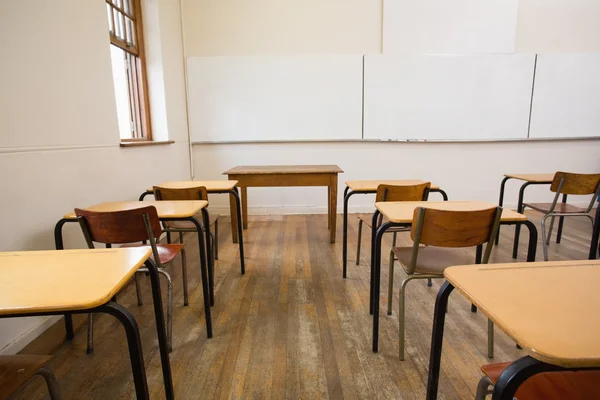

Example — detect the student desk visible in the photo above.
[498,174,558,258]
[139,180,245,271]
[342,180,449,278]
[0,248,173,400]
[427,260,600,400]
[54,200,214,341]
[369,201,538,352]
[224,165,343,243]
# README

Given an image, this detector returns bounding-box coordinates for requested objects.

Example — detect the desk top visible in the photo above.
[345,180,440,191]
[149,180,238,192]
[0,248,151,315]
[63,200,208,220]
[224,165,343,175]
[504,173,555,183]
[375,201,526,223]
[445,260,600,368]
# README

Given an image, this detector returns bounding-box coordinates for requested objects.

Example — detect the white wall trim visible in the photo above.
[0,144,118,154]
[0,316,60,355]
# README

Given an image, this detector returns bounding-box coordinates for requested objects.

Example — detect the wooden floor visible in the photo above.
[17,211,596,399]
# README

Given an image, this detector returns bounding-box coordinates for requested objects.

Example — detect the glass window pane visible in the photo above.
[125,17,136,46]
[109,46,134,139]
[123,0,131,16]
[106,4,114,34]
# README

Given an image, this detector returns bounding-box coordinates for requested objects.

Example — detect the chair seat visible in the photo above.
[357,215,410,233]
[163,214,219,231]
[121,243,184,265]
[524,202,587,214]
[392,246,475,275]
[482,362,600,399]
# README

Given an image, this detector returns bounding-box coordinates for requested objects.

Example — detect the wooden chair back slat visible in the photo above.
[551,172,600,195]
[411,207,499,248]
[153,186,208,201]
[375,182,431,202]
[74,206,162,245]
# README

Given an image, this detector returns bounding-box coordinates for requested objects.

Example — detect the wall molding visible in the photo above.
[0,144,118,154]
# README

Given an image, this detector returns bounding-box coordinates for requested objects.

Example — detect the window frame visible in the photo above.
[106,0,152,142]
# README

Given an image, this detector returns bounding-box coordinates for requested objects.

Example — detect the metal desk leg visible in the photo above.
[471,245,482,312]
[138,190,153,201]
[229,188,246,274]
[201,209,214,306]
[496,176,511,245]
[144,259,174,400]
[590,202,600,259]
[54,218,74,340]
[556,194,567,243]
[426,281,455,400]
[523,220,538,262]
[372,221,393,352]
[431,188,448,201]
[369,210,381,315]
[189,218,213,338]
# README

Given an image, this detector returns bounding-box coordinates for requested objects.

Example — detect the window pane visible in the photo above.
[106,4,114,34]
[125,17,135,46]
[123,0,131,16]
[109,46,134,139]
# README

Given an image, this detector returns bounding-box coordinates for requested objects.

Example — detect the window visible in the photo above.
[106,0,152,141]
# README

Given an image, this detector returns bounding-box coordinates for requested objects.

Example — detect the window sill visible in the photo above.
[120,140,175,148]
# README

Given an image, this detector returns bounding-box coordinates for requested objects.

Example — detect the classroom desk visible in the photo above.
[427,260,600,400]
[342,180,449,278]
[224,165,343,243]
[54,200,214,341]
[139,180,245,271]
[497,174,559,258]
[0,248,173,400]
[370,201,537,353]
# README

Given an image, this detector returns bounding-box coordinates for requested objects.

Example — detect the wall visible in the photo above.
[185,0,600,213]
[0,0,190,353]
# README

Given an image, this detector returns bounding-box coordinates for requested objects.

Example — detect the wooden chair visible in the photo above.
[522,171,600,261]
[153,186,219,261]
[475,361,600,399]
[0,355,60,399]
[388,206,502,360]
[356,183,431,266]
[75,205,186,353]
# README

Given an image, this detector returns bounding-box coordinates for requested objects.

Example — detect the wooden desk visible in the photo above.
[369,201,538,353]
[55,200,214,342]
[0,248,172,400]
[341,180,449,278]
[498,173,556,257]
[224,165,343,243]
[139,180,245,244]
[427,260,600,400]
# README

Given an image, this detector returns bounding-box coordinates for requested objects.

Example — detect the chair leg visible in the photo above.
[86,313,94,354]
[399,277,412,360]
[158,269,173,352]
[134,273,143,306]
[387,249,395,316]
[488,319,494,359]
[427,278,432,287]
[392,231,397,247]
[35,366,61,400]
[356,219,363,265]
[214,219,219,260]
[181,248,189,307]
[546,215,556,245]
[541,214,550,261]
[475,375,494,400]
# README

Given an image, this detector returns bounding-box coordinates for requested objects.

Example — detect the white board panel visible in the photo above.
[383,0,519,54]
[187,55,363,142]
[529,54,600,139]
[363,54,535,141]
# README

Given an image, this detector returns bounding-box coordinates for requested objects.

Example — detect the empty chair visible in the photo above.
[475,361,600,399]
[75,205,186,353]
[388,206,502,360]
[522,171,600,261]
[0,355,60,400]
[356,182,431,265]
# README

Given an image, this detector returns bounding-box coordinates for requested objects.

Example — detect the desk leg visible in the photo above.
[54,218,74,340]
[229,192,239,244]
[372,221,394,352]
[190,218,213,338]
[512,182,531,259]
[589,203,600,259]
[328,185,331,230]
[369,210,381,315]
[329,174,338,243]
[202,209,214,306]
[426,281,455,400]
[496,176,511,245]
[241,187,248,229]
[100,302,150,400]
[471,245,482,312]
[556,194,567,243]
[523,220,538,262]
[342,187,351,278]
[229,189,246,274]
[144,259,174,400]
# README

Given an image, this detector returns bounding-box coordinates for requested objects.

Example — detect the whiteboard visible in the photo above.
[529,53,600,139]
[383,0,519,54]
[187,55,363,142]
[363,54,535,141]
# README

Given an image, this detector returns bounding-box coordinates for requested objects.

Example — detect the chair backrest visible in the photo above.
[375,182,431,202]
[153,186,208,201]
[551,172,600,195]
[74,206,162,245]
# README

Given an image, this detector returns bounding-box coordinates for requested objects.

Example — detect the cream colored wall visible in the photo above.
[0,0,190,353]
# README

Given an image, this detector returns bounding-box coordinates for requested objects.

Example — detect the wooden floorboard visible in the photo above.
[16,211,597,399]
